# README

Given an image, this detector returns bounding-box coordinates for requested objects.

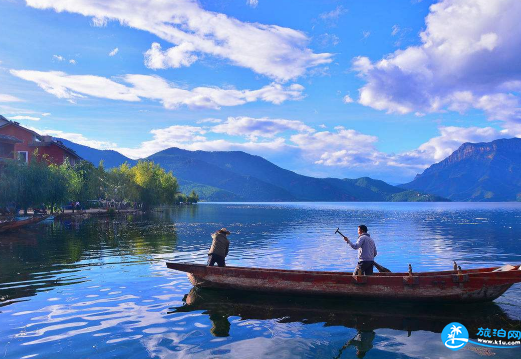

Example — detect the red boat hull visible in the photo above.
[166,262,521,303]
[0,215,49,233]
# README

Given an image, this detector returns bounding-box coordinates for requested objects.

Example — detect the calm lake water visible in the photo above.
[1,202,521,358]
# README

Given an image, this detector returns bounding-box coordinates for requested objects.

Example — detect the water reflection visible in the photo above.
[0,214,179,307]
[1,203,521,359]
[335,331,375,359]
[174,288,521,335]
[173,288,521,357]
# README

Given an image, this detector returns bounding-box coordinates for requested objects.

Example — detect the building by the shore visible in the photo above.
[0,115,81,165]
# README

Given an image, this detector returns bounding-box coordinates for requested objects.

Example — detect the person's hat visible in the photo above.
[218,228,231,235]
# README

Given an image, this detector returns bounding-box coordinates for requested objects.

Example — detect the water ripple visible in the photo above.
[1,203,521,358]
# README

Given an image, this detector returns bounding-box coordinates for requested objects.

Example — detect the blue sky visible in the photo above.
[1,0,520,183]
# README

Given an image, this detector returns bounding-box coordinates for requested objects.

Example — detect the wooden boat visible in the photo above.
[166,262,521,303]
[0,215,50,233]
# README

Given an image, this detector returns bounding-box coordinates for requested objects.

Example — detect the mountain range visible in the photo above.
[59,139,446,202]
[402,138,521,201]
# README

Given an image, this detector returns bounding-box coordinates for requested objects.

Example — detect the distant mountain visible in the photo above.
[148,150,295,201]
[177,179,242,202]
[58,139,136,169]
[402,138,521,201]
[149,148,345,201]
[62,139,447,202]
[147,147,446,202]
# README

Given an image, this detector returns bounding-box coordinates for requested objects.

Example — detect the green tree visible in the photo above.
[107,162,139,204]
[0,156,192,215]
[131,161,169,210]
[46,163,70,214]
[62,160,82,213]
[159,169,179,205]
[74,161,102,205]
[16,153,51,214]
[0,160,20,210]
[187,190,199,204]
[175,193,187,204]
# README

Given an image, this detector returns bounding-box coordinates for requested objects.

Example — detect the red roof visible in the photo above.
[30,140,81,159]
[0,134,23,144]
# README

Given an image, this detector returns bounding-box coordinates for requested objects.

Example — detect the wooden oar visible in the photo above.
[374,262,391,273]
[334,228,392,273]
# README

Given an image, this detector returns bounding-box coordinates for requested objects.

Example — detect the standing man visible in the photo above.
[343,225,377,275]
[207,228,230,267]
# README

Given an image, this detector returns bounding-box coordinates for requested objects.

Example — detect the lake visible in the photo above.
[1,202,521,358]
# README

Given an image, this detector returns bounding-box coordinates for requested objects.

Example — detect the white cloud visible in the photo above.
[41,112,51,116]
[290,126,384,168]
[362,31,370,40]
[27,127,117,150]
[196,118,222,124]
[290,125,516,179]
[319,6,347,22]
[115,124,288,159]
[353,0,521,131]
[124,75,304,109]
[144,42,197,69]
[118,125,207,157]
[150,125,206,143]
[0,94,23,102]
[91,17,107,27]
[391,25,400,36]
[53,55,75,64]
[315,33,340,48]
[9,115,40,121]
[109,47,119,57]
[10,70,305,109]
[246,0,258,8]
[391,25,412,47]
[10,70,139,102]
[343,94,354,104]
[352,56,373,75]
[26,0,332,81]
[212,116,315,140]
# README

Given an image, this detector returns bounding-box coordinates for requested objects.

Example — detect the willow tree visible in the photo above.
[0,155,53,214]
[46,163,71,214]
[0,160,19,210]
[74,160,104,205]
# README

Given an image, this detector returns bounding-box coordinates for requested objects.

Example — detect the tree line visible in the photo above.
[0,154,198,214]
